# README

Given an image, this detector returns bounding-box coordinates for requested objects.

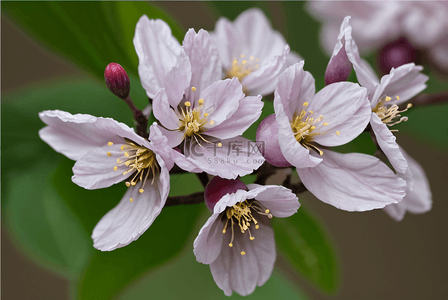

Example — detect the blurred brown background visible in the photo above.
[2,2,448,300]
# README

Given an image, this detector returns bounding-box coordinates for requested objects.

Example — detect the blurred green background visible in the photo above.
[2,2,448,300]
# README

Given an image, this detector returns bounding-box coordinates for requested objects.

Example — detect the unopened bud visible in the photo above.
[256,114,291,167]
[325,47,352,85]
[204,177,247,213]
[378,37,419,75]
[105,63,130,98]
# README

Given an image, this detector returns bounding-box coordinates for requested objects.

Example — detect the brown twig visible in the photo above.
[165,192,204,207]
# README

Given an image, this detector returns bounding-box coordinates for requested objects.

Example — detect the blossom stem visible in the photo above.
[165,192,204,207]
[197,172,209,188]
[123,95,148,138]
[402,92,448,108]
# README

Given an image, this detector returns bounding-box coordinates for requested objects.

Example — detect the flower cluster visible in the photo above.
[39,9,432,296]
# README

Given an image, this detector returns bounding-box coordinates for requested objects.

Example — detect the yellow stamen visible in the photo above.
[210,120,215,125]
[336,131,340,136]
[108,142,113,146]
[185,101,191,107]
[241,251,246,256]
[198,99,204,105]
[217,143,222,147]
[139,189,144,193]
[204,113,209,117]
[250,56,254,60]
[191,87,196,92]
[130,198,133,202]
[107,152,112,157]
[303,102,308,106]
[113,166,118,171]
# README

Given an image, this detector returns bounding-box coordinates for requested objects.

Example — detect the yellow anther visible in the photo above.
[323,122,329,126]
[113,166,118,171]
[210,120,215,125]
[222,229,226,234]
[229,243,233,247]
[336,131,340,136]
[310,126,316,130]
[139,189,144,193]
[385,96,392,102]
[407,103,413,108]
[117,158,121,163]
[250,236,255,240]
[204,113,209,117]
[191,87,196,92]
[121,145,125,151]
[125,182,131,187]
[108,142,113,146]
[233,59,238,64]
[242,60,247,64]
[396,96,400,100]
[303,102,309,107]
[250,56,254,60]
[125,160,131,166]
[309,111,314,114]
[198,99,204,105]
[241,251,246,256]
[185,101,191,107]
[255,224,260,229]
[265,209,270,214]
[130,198,133,202]
[107,152,112,157]
[131,181,136,186]
[240,54,244,58]
[125,152,129,157]
[217,143,222,147]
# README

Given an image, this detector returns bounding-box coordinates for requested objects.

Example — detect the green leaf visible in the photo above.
[2,2,184,80]
[273,208,339,293]
[3,160,94,279]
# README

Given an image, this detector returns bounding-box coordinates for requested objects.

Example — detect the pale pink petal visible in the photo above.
[72,144,129,189]
[163,50,192,108]
[148,123,175,170]
[91,161,170,251]
[297,150,407,211]
[210,216,275,296]
[383,204,406,221]
[39,110,114,161]
[134,16,181,98]
[156,126,184,149]
[275,107,322,168]
[152,88,180,130]
[210,18,239,69]
[233,8,286,61]
[247,184,300,218]
[370,113,407,174]
[193,214,223,264]
[273,61,315,121]
[182,29,221,105]
[382,63,428,104]
[242,45,289,96]
[207,95,263,140]
[199,78,244,129]
[172,136,264,179]
[310,82,371,147]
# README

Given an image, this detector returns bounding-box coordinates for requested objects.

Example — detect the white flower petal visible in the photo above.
[193,213,223,264]
[210,216,275,296]
[182,29,222,105]
[134,16,181,98]
[92,160,170,251]
[148,123,175,170]
[163,49,192,108]
[310,82,371,147]
[273,61,315,121]
[370,113,408,174]
[152,88,181,130]
[210,17,239,69]
[297,150,407,211]
[247,184,300,218]
[206,95,263,140]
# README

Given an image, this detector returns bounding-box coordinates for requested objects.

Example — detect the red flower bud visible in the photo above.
[325,47,352,86]
[104,63,130,98]
[204,177,247,212]
[256,114,291,167]
[378,37,420,75]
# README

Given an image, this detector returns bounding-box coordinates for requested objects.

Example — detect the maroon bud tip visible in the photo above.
[378,38,419,75]
[105,63,130,98]
[256,114,291,167]
[204,177,247,213]
[325,47,352,85]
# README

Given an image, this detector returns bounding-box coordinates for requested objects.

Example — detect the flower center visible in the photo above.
[290,102,338,156]
[373,95,412,130]
[108,139,159,202]
[176,88,215,145]
[225,54,260,94]
[221,200,273,256]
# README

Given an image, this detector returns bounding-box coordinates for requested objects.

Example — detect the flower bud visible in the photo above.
[378,38,419,75]
[204,177,247,213]
[256,114,291,167]
[325,47,352,85]
[104,63,130,98]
